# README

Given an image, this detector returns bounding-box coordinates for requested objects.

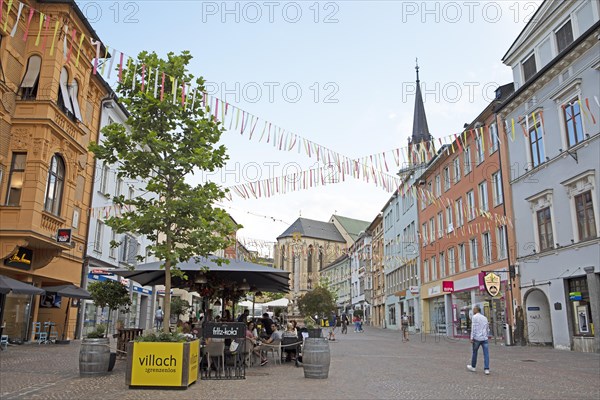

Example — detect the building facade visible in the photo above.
[0,0,109,341]
[498,0,599,352]
[349,232,370,321]
[368,214,385,328]
[320,255,351,314]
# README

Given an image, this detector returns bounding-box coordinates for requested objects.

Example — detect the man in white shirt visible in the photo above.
[467,305,490,375]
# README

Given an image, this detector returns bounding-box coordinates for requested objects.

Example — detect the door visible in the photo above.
[525,289,553,344]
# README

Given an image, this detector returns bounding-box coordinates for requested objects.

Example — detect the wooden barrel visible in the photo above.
[302,338,330,379]
[79,338,110,376]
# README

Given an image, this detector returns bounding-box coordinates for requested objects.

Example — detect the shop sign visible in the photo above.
[56,228,72,244]
[569,292,582,301]
[203,322,245,339]
[394,289,407,299]
[478,271,486,291]
[428,286,440,296]
[484,272,501,297]
[442,281,454,292]
[409,286,419,295]
[129,341,199,387]
[90,269,110,275]
[4,247,33,270]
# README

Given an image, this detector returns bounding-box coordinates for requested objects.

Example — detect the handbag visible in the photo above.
[229,340,239,352]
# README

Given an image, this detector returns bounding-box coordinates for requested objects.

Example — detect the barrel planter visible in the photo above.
[302,337,330,379]
[79,338,111,377]
[126,340,199,389]
[307,328,322,338]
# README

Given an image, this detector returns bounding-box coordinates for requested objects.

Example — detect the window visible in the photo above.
[482,232,492,264]
[536,207,554,251]
[453,157,461,184]
[307,245,313,274]
[479,181,489,212]
[522,54,537,82]
[109,230,117,258]
[448,248,456,275]
[429,218,435,243]
[120,235,139,265]
[388,305,396,325]
[115,178,123,197]
[466,191,476,221]
[395,202,400,221]
[563,98,584,148]
[475,133,485,164]
[576,1,594,35]
[537,36,553,68]
[437,212,444,238]
[529,121,545,168]
[575,191,597,240]
[492,171,504,206]
[443,167,451,191]
[497,226,507,260]
[129,187,135,200]
[427,182,433,205]
[434,175,441,197]
[5,153,26,206]
[458,243,466,272]
[100,164,109,194]
[58,68,75,119]
[439,252,446,278]
[464,146,472,174]
[489,123,499,154]
[469,238,478,269]
[567,277,593,336]
[555,20,573,53]
[19,56,42,100]
[455,197,464,227]
[423,259,429,282]
[94,221,104,252]
[446,206,454,233]
[431,256,437,281]
[422,223,428,246]
[44,154,65,215]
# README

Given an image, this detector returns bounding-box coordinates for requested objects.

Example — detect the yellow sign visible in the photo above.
[131,342,184,386]
[484,272,501,297]
[188,340,199,384]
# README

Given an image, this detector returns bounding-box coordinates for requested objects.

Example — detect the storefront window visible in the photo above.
[407,299,415,327]
[568,277,593,337]
[2,294,33,341]
[128,293,138,328]
[452,291,472,337]
[388,304,396,325]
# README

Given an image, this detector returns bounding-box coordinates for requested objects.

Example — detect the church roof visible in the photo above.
[331,215,371,242]
[277,218,346,242]
[411,64,432,144]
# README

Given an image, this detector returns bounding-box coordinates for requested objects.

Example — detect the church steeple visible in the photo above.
[411,59,432,145]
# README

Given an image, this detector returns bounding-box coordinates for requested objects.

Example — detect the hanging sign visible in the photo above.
[4,247,33,270]
[442,281,455,293]
[57,228,72,244]
[484,272,501,297]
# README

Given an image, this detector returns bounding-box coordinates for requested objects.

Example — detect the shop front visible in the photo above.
[421,283,449,335]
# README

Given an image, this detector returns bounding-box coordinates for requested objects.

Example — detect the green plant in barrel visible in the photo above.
[88,280,132,335]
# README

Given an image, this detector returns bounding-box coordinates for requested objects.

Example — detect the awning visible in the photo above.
[0,275,45,295]
[111,257,289,293]
[41,284,92,299]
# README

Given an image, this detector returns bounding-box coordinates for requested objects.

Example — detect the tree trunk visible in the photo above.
[163,259,172,334]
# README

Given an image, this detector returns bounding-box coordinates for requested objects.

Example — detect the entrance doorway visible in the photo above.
[524,289,553,344]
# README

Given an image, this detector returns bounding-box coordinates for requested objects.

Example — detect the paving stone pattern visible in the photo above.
[1,326,598,400]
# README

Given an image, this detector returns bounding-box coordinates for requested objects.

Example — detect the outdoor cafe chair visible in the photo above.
[205,340,225,378]
[262,339,282,365]
[0,335,8,350]
[44,322,58,343]
[32,322,47,344]
[242,338,256,367]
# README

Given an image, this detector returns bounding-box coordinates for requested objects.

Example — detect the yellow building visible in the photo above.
[0,0,109,341]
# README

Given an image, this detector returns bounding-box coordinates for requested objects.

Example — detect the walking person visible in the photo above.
[154,306,164,330]
[401,312,409,342]
[341,313,349,334]
[467,305,490,375]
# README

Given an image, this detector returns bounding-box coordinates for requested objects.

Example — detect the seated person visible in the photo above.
[282,322,299,361]
[246,321,266,365]
[260,313,274,338]
[260,323,282,365]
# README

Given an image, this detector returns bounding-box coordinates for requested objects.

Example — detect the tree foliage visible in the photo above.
[297,286,336,319]
[88,280,132,311]
[170,297,191,319]
[89,51,237,332]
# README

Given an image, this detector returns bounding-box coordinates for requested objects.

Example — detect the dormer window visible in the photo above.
[555,20,573,53]
[19,55,42,100]
[522,54,537,82]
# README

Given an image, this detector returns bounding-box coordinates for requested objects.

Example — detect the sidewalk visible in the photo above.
[1,326,598,400]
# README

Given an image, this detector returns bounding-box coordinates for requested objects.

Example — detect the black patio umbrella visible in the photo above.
[41,284,91,341]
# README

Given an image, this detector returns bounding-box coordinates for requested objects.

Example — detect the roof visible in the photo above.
[410,65,433,144]
[277,217,346,242]
[331,215,370,242]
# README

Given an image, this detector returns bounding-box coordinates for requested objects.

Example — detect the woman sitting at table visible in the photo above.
[246,321,267,366]
[282,322,298,361]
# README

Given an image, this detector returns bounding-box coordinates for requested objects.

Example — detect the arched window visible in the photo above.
[280,245,285,270]
[44,154,65,215]
[307,245,313,274]
[319,246,324,270]
[19,55,42,100]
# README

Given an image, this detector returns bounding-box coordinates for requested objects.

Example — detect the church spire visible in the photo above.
[411,59,431,144]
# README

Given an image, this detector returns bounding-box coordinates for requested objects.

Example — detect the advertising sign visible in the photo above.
[569,292,582,301]
[4,247,33,270]
[442,281,454,292]
[188,340,199,384]
[203,322,245,339]
[130,342,184,386]
[484,272,501,297]
[56,228,72,244]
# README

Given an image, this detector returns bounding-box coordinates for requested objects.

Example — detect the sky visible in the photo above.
[78,0,541,256]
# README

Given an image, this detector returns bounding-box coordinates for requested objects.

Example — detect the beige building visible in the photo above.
[0,0,109,341]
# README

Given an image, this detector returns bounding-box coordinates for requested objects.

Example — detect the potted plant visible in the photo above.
[297,284,337,338]
[125,331,199,388]
[88,280,132,336]
[170,297,191,325]
[80,324,116,376]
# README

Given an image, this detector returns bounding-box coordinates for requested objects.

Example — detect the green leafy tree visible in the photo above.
[88,280,132,335]
[170,297,191,321]
[90,51,237,332]
[297,285,337,320]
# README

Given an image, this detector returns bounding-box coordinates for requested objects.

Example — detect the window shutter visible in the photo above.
[69,80,82,121]
[59,68,73,113]
[20,56,42,98]
[127,236,139,265]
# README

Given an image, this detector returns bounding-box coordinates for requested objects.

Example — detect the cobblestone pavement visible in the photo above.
[1,326,598,400]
